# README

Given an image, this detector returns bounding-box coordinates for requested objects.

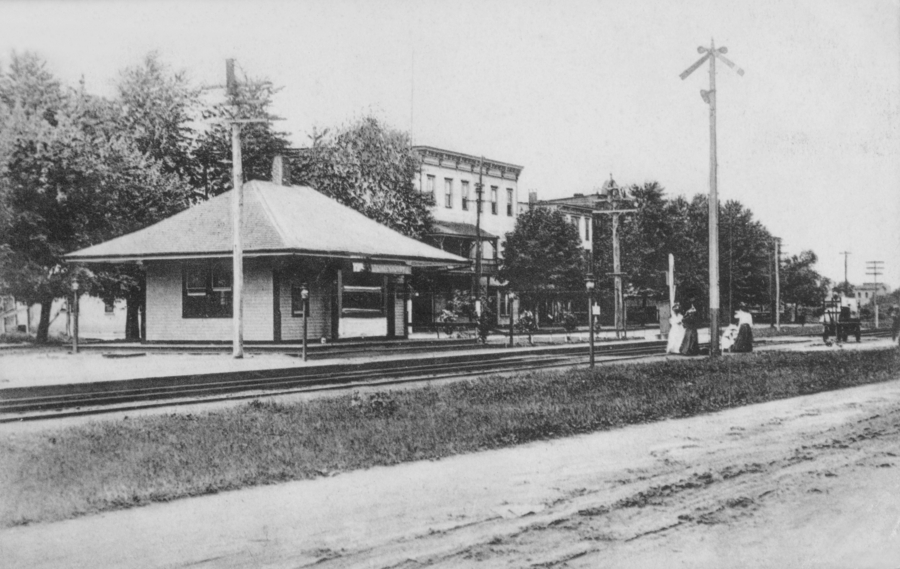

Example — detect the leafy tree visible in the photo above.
[115,52,198,181]
[832,281,855,297]
[500,207,585,314]
[294,116,434,239]
[781,250,829,310]
[0,52,191,342]
[193,72,290,198]
[106,53,198,338]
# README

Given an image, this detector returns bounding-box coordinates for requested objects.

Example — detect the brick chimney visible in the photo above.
[528,191,538,204]
[271,155,292,186]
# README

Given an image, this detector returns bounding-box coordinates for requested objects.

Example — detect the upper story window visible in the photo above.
[491,186,498,215]
[426,175,435,198]
[444,178,453,208]
[585,217,591,241]
[183,261,232,318]
[461,181,470,210]
[506,188,514,216]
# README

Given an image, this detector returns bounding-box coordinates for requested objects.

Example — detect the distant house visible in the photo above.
[854,282,891,306]
[67,181,467,342]
[1,294,126,340]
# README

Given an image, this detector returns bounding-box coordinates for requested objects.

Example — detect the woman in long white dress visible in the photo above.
[666,303,686,354]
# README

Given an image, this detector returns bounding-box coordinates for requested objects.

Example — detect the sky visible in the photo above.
[2,0,898,289]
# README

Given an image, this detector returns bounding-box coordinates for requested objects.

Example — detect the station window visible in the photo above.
[585,217,591,241]
[104,300,115,314]
[183,261,232,318]
[444,178,453,208]
[491,186,498,215]
[342,272,384,318]
[506,188,514,216]
[426,175,435,198]
[461,181,470,210]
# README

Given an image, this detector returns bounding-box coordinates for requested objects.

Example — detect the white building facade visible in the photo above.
[412,146,523,326]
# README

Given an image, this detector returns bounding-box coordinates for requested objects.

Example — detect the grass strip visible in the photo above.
[1,348,898,527]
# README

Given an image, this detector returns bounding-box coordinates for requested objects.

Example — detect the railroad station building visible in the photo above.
[66,180,467,342]
[411,146,523,327]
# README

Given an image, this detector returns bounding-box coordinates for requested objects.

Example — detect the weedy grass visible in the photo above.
[1,349,898,527]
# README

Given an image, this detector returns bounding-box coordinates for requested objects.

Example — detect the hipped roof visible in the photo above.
[66,181,468,267]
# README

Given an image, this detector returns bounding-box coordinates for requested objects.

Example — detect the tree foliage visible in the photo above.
[781,250,830,308]
[0,52,191,341]
[500,207,585,310]
[592,183,780,316]
[293,116,433,239]
[193,73,290,198]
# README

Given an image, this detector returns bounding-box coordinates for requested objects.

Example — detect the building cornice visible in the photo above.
[413,145,523,182]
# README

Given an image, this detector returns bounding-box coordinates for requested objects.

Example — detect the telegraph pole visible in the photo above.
[680,40,743,355]
[774,238,781,331]
[473,156,485,300]
[593,175,636,339]
[839,251,851,290]
[867,260,884,327]
[205,59,278,358]
[227,59,245,359]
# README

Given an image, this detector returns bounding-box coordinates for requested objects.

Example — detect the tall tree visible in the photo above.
[293,116,434,239]
[500,207,585,312]
[106,53,198,338]
[193,72,290,198]
[0,52,191,342]
[781,250,829,312]
[115,52,198,181]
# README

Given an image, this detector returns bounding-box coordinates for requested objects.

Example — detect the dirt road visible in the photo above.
[4,374,900,568]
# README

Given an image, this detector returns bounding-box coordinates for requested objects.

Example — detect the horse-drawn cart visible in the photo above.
[822,295,861,343]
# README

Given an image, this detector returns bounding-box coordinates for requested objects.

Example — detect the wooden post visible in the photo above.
[227,58,244,360]
[774,238,781,331]
[72,288,79,354]
[668,253,676,309]
[708,40,721,355]
[231,120,244,359]
[612,212,623,339]
[474,157,484,297]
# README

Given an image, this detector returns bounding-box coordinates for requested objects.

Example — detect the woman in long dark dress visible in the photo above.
[731,305,754,352]
[679,305,700,356]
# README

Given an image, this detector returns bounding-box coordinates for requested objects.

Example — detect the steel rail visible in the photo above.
[2,331,892,422]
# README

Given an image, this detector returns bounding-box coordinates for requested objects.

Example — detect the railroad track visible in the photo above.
[0,341,667,421]
[1,330,892,422]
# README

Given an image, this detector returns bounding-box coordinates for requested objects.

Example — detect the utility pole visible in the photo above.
[593,175,636,339]
[866,260,884,327]
[680,40,744,355]
[204,59,278,358]
[839,251,851,290]
[473,157,485,301]
[228,60,244,359]
[774,238,781,331]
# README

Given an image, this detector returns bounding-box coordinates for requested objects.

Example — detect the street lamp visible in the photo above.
[71,281,80,354]
[586,274,596,368]
[300,282,309,362]
[507,291,516,347]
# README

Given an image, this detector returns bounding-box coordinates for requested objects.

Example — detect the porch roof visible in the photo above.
[66,181,469,267]
[429,221,498,240]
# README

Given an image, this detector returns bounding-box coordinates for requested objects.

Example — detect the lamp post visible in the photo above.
[300,282,309,362]
[586,275,596,368]
[71,281,80,354]
[508,291,516,347]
